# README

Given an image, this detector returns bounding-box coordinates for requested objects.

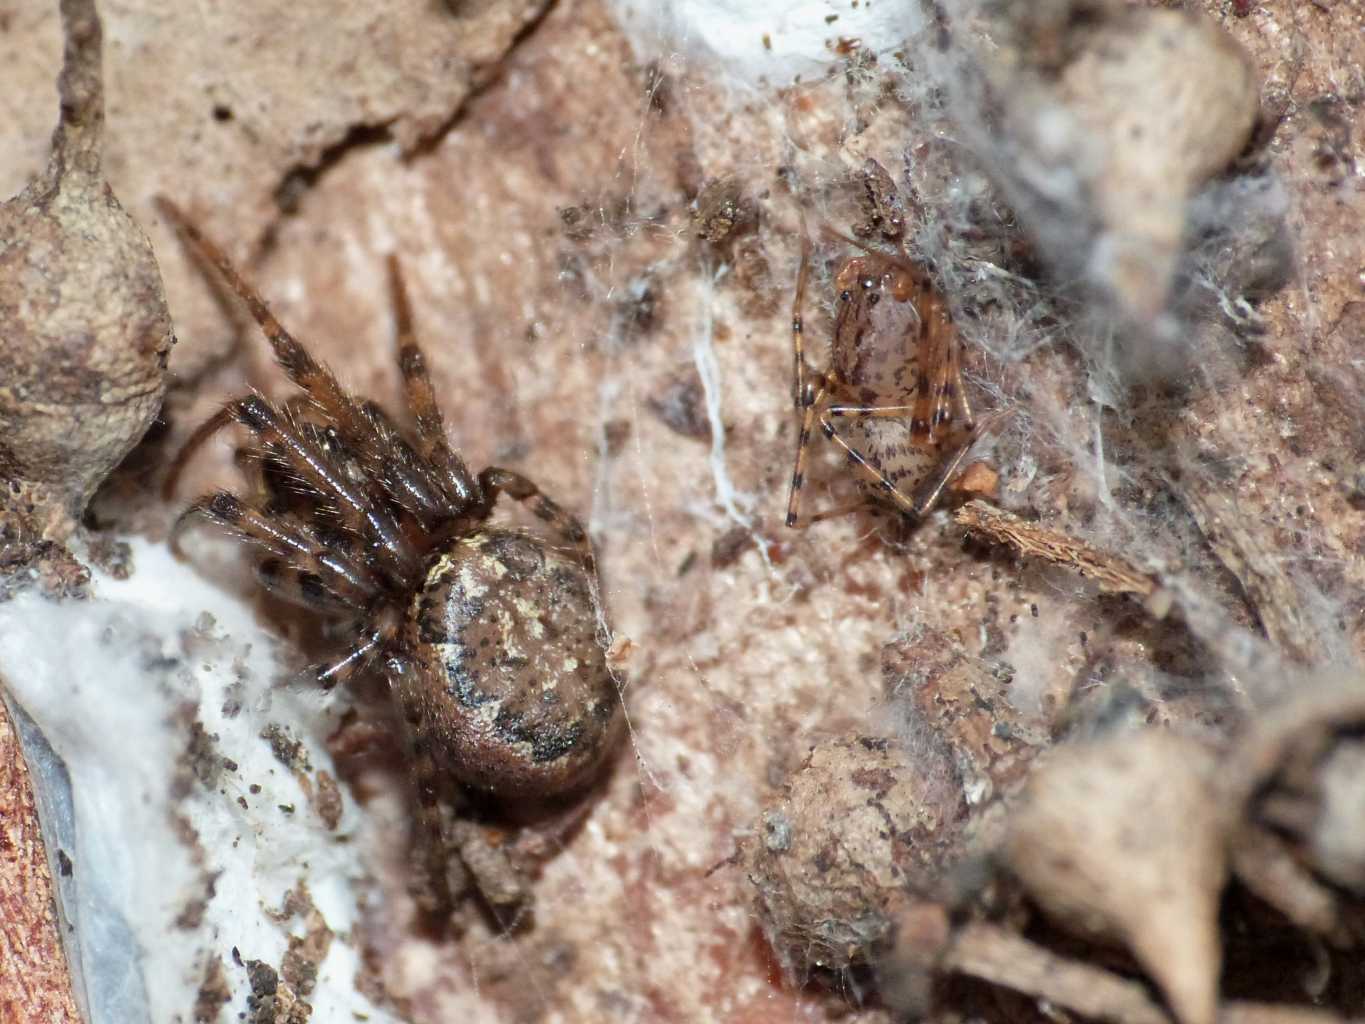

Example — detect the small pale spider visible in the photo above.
[158,199,622,919]
[785,160,985,529]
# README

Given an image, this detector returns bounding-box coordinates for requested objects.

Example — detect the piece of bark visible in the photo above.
[0,698,80,1023]
[955,500,1159,598]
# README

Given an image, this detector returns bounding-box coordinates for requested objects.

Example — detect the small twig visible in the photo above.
[943,922,1171,1024]
[954,500,1159,598]
[952,503,1299,704]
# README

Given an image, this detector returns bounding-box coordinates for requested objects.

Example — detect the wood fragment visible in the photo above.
[954,500,1158,597]
[953,503,1298,705]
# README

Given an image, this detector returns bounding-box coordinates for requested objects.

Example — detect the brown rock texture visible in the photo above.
[745,734,964,977]
[1,0,1363,1021]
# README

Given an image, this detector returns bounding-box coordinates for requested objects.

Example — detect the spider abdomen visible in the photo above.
[402,529,620,799]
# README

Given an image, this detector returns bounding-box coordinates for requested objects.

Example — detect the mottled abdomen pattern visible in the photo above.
[402,529,620,798]
[847,416,942,506]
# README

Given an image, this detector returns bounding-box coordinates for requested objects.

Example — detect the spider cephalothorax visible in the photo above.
[159,199,621,915]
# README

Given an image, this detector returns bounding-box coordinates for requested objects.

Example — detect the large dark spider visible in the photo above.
[158,199,622,917]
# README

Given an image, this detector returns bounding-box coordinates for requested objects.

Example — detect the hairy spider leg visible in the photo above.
[479,466,596,574]
[156,199,355,419]
[173,393,419,585]
[263,396,453,536]
[218,417,397,692]
[158,201,415,576]
[252,556,365,615]
[172,490,380,604]
[246,395,369,516]
[313,627,388,691]
[157,199,472,533]
[251,394,417,574]
[353,399,462,524]
[163,393,442,540]
[386,254,483,509]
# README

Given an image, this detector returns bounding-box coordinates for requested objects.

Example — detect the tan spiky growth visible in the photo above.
[0,0,173,548]
[1002,731,1229,1024]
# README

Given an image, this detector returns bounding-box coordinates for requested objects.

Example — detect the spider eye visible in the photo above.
[867,292,881,306]
[859,276,875,290]
[839,290,852,303]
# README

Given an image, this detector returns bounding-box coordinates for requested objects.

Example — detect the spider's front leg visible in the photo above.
[479,466,596,573]
[172,490,380,601]
[785,376,834,528]
[386,254,483,508]
[784,228,846,529]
